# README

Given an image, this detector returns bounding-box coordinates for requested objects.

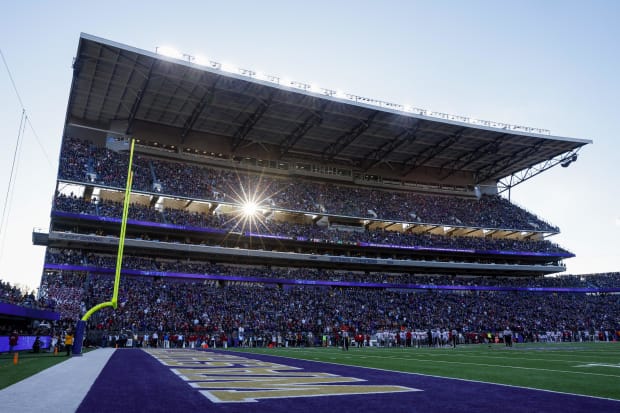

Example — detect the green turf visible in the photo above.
[0,351,72,390]
[227,342,620,400]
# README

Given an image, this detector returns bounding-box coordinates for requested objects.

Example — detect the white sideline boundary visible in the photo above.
[0,348,115,412]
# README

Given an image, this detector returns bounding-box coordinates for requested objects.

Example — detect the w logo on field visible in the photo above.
[150,349,421,403]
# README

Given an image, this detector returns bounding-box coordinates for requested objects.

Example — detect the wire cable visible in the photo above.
[0,48,25,109]
[0,110,26,255]
[0,48,54,170]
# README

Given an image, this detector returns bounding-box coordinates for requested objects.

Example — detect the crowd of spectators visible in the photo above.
[48,136,617,349]
[43,248,620,290]
[58,137,559,231]
[0,279,44,309]
[37,271,86,321]
[0,279,54,337]
[38,270,620,347]
[53,193,570,256]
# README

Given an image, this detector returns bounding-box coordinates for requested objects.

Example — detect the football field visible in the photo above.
[228,341,620,400]
[3,344,620,412]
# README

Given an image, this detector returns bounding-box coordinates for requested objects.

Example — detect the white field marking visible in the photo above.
[229,347,620,366]
[277,345,620,355]
[146,349,420,403]
[431,345,620,353]
[268,347,620,365]
[241,348,620,379]
[415,351,620,365]
[575,363,620,368]
[225,346,620,370]
[219,348,620,403]
[313,346,620,363]
[418,347,620,356]
[335,353,620,378]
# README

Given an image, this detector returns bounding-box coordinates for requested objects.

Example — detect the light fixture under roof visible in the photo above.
[153,44,552,135]
[156,46,182,60]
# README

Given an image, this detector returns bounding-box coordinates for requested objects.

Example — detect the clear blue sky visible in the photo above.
[1,1,618,291]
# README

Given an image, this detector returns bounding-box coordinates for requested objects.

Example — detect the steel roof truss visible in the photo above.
[496,148,582,194]
[111,55,144,122]
[92,50,121,122]
[153,69,198,125]
[79,46,104,120]
[180,78,218,142]
[100,50,131,123]
[321,111,379,161]
[401,128,465,176]
[439,134,507,180]
[230,90,276,152]
[125,59,156,134]
[475,140,545,184]
[361,120,420,172]
[278,100,328,158]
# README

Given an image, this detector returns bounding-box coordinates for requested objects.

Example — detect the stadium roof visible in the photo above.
[65,33,591,186]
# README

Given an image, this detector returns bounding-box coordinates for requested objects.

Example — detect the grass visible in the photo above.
[0,351,72,390]
[2,342,618,400]
[227,342,620,400]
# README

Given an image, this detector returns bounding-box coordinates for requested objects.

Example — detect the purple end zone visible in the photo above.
[78,349,620,413]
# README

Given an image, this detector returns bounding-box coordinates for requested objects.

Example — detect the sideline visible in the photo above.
[0,347,115,412]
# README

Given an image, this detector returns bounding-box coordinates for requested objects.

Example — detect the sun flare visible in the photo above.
[241,200,259,217]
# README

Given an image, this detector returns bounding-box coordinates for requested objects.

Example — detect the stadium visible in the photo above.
[1,33,619,412]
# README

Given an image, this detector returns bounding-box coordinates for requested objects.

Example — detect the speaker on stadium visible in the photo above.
[561,153,578,168]
[474,185,481,200]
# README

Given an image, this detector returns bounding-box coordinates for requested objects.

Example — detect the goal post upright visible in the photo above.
[73,138,135,355]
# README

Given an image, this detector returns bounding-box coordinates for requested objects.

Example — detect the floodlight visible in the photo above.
[221,62,237,73]
[156,46,182,60]
[153,44,550,135]
[193,55,209,66]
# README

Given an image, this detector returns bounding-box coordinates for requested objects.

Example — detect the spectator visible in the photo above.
[9,330,18,353]
[32,336,41,353]
[64,329,74,356]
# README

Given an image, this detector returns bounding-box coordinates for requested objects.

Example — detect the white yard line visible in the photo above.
[259,348,620,378]
[338,353,620,378]
[224,348,620,402]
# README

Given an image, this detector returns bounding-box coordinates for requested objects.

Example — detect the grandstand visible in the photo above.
[31,33,620,345]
